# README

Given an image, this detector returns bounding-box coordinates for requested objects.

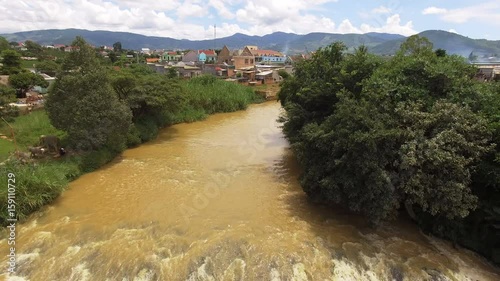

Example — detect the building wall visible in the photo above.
[233,56,254,69]
[182,51,198,62]
[257,56,286,64]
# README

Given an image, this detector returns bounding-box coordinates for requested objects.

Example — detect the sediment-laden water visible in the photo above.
[1,102,499,280]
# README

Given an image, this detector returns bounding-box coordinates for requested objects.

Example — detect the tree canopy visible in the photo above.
[46,37,132,151]
[279,37,495,224]
[8,72,48,98]
[0,49,22,74]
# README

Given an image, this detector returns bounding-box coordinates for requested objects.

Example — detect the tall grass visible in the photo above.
[0,139,16,161]
[0,158,80,225]
[170,75,263,122]
[0,110,66,149]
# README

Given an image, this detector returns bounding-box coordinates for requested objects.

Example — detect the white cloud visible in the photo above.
[422,7,448,15]
[360,14,416,36]
[0,0,436,42]
[423,2,500,25]
[372,6,392,14]
[449,29,458,34]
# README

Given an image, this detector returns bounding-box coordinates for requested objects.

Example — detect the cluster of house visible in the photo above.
[473,62,500,81]
[143,45,302,83]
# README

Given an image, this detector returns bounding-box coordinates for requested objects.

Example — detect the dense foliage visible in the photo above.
[279,36,500,263]
[0,49,22,74]
[46,37,132,151]
[0,84,18,121]
[9,72,48,98]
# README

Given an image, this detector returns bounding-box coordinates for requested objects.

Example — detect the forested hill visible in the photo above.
[1,28,500,57]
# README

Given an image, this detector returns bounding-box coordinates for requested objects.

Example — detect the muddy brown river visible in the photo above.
[1,102,500,280]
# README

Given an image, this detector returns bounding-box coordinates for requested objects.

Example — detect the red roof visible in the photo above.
[198,50,216,56]
[146,58,160,63]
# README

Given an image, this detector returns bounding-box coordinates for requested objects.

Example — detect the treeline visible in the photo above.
[0,36,261,226]
[278,36,500,264]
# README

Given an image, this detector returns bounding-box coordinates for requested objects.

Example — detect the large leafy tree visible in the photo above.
[0,84,18,120]
[0,49,22,74]
[35,60,60,76]
[113,41,122,53]
[279,36,493,224]
[46,37,132,151]
[24,40,43,57]
[0,36,9,52]
[8,72,48,98]
[111,72,184,120]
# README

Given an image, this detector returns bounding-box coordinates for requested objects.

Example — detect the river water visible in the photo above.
[1,102,499,280]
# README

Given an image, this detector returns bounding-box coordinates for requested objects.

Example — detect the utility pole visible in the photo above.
[214,24,216,51]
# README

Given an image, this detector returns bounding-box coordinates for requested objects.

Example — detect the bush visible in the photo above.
[0,158,81,225]
[79,147,117,173]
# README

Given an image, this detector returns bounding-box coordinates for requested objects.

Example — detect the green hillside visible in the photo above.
[1,29,499,57]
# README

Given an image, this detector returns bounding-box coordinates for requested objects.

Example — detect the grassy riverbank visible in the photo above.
[0,76,264,227]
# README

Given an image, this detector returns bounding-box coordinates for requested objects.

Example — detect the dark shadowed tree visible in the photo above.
[0,49,22,74]
[113,41,122,53]
[0,84,18,120]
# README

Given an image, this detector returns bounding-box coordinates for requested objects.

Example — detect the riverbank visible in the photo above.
[0,77,265,227]
[2,101,499,280]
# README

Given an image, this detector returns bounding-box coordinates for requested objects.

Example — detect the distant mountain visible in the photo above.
[370,30,500,58]
[1,28,499,57]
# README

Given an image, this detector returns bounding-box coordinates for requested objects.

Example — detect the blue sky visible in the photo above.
[0,0,499,40]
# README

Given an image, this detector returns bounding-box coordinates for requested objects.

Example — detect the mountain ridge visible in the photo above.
[1,28,500,57]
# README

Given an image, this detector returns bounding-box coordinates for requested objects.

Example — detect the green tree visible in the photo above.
[111,71,184,120]
[277,69,290,80]
[46,37,132,151]
[61,36,100,74]
[0,36,9,52]
[279,37,493,224]
[108,51,118,64]
[0,49,22,74]
[24,40,43,57]
[35,60,60,76]
[113,42,122,53]
[8,72,48,98]
[0,84,18,120]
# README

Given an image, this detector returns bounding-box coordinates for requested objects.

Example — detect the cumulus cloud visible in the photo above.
[423,2,500,24]
[0,0,417,40]
[372,6,392,14]
[422,7,448,15]
[360,14,416,36]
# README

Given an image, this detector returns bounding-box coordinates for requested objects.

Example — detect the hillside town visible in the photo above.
[0,40,319,114]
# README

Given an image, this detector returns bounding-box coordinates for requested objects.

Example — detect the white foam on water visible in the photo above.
[69,263,90,281]
[186,257,216,281]
[19,219,38,234]
[133,269,155,281]
[291,263,309,281]
[269,268,281,281]
[5,275,29,281]
[331,258,378,281]
[222,258,246,280]
[17,251,40,264]
[65,246,81,256]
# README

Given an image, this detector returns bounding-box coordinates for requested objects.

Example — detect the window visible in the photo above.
[245,59,249,64]
[250,59,254,64]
